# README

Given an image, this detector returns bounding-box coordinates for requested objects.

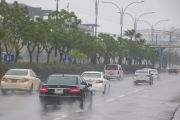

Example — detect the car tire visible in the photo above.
[27,84,33,94]
[80,95,85,110]
[89,92,93,109]
[102,85,106,95]
[1,89,7,95]
[149,79,153,85]
[40,101,47,109]
[134,81,138,85]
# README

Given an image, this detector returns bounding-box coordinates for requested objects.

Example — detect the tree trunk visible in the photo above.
[118,57,122,64]
[15,49,20,63]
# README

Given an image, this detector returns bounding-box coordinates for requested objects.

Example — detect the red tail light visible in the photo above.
[40,88,48,93]
[146,75,151,77]
[1,78,8,82]
[68,87,80,94]
[22,78,29,82]
[96,80,103,83]
[133,75,137,79]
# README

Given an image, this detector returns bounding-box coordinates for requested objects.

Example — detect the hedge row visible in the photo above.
[0,63,152,81]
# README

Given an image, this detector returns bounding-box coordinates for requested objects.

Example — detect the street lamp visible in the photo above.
[138,19,169,44]
[133,12,155,40]
[152,19,169,43]
[102,0,144,38]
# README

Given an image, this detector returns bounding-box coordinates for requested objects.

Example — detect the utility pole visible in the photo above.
[95,0,99,37]
[168,32,172,68]
[55,0,59,58]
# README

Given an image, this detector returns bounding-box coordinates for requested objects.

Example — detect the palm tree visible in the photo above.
[124,29,142,40]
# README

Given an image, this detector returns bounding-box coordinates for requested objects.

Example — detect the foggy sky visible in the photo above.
[5,0,180,35]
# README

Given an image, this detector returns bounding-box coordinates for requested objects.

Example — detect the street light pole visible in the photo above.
[55,0,59,58]
[134,12,155,40]
[152,19,169,43]
[95,0,99,37]
[102,1,144,38]
[138,19,169,44]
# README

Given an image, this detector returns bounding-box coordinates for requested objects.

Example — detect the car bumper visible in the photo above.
[105,75,119,79]
[39,95,81,105]
[1,83,32,91]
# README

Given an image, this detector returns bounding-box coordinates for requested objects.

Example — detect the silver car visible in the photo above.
[133,69,153,85]
[81,71,110,94]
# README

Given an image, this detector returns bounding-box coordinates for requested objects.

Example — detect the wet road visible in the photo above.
[0,73,180,120]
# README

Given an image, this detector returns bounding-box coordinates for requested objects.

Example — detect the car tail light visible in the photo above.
[96,80,103,83]
[1,78,8,82]
[146,75,151,78]
[40,87,49,93]
[133,75,137,79]
[22,78,29,82]
[68,87,80,94]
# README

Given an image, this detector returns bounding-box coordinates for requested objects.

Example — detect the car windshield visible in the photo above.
[151,69,157,73]
[105,65,118,70]
[135,70,149,74]
[82,73,101,78]
[46,76,78,85]
[5,69,28,76]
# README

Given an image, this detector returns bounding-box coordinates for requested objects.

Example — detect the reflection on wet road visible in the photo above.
[0,73,180,120]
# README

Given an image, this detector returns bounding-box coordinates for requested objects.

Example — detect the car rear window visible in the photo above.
[82,73,101,78]
[46,76,78,85]
[135,70,149,74]
[105,65,118,70]
[5,69,28,76]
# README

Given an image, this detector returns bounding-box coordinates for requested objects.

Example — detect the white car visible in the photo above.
[133,69,153,85]
[104,64,124,80]
[0,69,41,95]
[150,69,160,80]
[142,68,160,80]
[81,71,110,94]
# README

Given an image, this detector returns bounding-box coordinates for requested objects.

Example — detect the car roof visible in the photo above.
[49,74,80,77]
[105,64,120,66]
[82,71,102,74]
[8,69,31,71]
[136,69,150,72]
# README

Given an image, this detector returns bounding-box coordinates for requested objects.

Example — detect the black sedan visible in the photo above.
[39,74,93,109]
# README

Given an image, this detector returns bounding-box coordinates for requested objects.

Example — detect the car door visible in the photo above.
[79,76,91,100]
[30,70,40,90]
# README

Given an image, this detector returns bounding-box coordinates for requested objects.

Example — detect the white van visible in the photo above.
[104,64,124,80]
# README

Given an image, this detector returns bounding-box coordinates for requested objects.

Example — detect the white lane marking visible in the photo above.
[61,115,68,118]
[52,114,68,120]
[53,118,61,120]
[107,98,116,102]
[117,95,125,98]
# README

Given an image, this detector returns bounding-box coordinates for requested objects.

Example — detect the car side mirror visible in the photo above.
[87,83,92,87]
[81,81,87,85]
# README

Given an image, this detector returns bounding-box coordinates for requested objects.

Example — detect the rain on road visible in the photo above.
[0,73,180,120]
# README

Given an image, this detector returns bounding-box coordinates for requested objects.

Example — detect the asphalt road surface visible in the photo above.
[0,73,180,120]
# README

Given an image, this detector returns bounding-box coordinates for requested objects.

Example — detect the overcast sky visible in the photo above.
[5,0,180,35]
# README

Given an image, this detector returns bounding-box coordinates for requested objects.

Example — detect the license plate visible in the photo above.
[11,80,17,83]
[54,89,63,94]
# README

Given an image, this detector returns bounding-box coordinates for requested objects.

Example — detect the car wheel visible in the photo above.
[149,79,153,85]
[27,85,33,94]
[80,95,85,110]
[121,75,124,80]
[102,85,106,95]
[134,81,138,85]
[40,101,47,109]
[1,89,7,95]
[89,92,93,109]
